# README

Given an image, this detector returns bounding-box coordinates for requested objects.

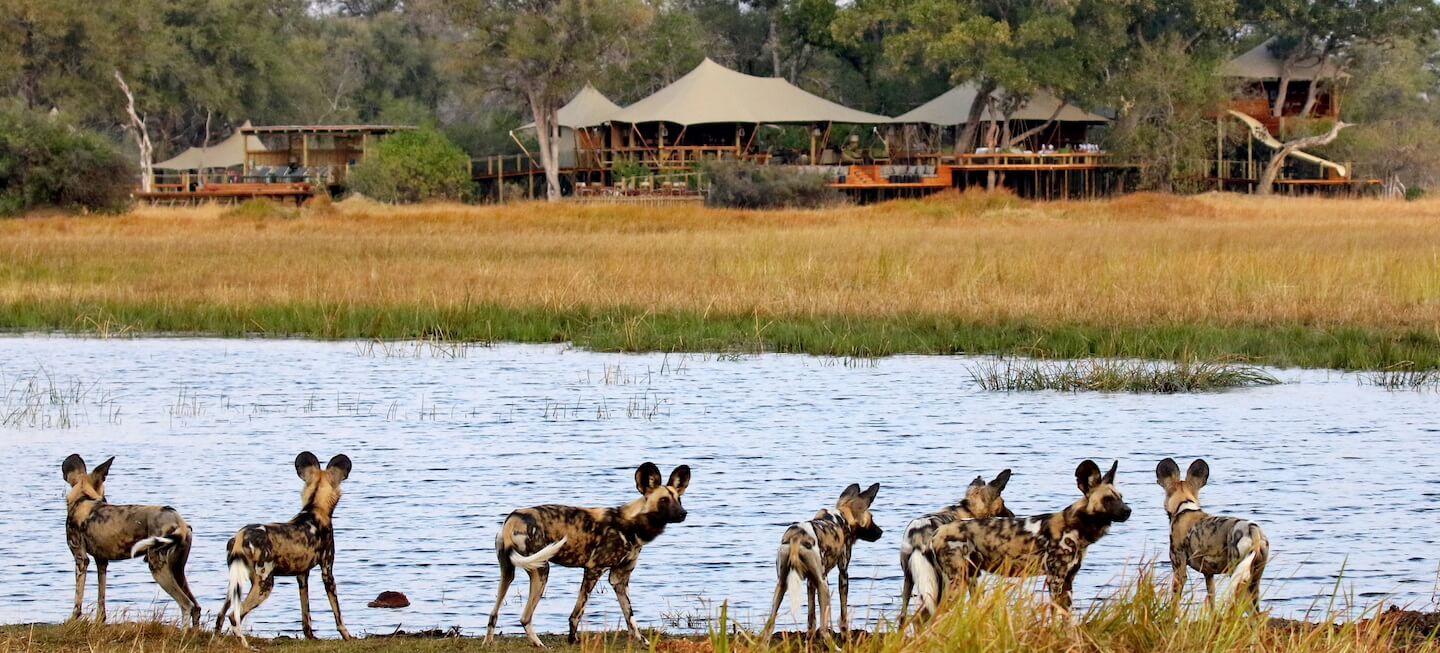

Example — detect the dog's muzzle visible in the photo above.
[1114,506,1132,522]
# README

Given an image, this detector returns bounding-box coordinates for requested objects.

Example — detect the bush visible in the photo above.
[704,161,844,210]
[347,127,473,203]
[221,199,298,220]
[0,105,135,216]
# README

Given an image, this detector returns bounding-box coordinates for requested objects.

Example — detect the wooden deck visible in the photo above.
[136,182,313,206]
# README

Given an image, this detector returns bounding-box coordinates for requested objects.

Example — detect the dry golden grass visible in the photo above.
[3,191,1439,368]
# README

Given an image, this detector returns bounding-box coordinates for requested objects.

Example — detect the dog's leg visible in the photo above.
[568,568,601,644]
[321,555,352,640]
[519,565,550,648]
[147,547,200,629]
[760,578,786,639]
[486,553,516,644]
[837,561,850,634]
[1204,574,1216,610]
[297,571,316,640]
[236,573,275,629]
[214,594,233,633]
[806,584,816,634]
[69,552,88,622]
[898,551,913,625]
[808,571,833,643]
[1170,558,1187,606]
[94,559,108,625]
[609,562,647,645]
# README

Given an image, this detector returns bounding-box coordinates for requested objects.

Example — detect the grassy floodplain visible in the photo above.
[3,192,1440,370]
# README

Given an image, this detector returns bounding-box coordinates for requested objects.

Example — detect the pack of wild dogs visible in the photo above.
[60,452,1269,646]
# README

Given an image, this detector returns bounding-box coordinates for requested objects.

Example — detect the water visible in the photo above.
[1,336,1437,638]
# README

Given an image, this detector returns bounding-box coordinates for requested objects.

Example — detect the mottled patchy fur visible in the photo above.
[61,454,201,627]
[1156,458,1269,610]
[215,452,353,645]
[486,462,691,648]
[899,471,1013,622]
[931,460,1131,613]
[760,482,883,640]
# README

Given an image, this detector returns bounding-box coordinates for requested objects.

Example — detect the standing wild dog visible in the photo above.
[486,462,691,648]
[760,483,883,640]
[898,470,1013,622]
[1155,458,1269,610]
[931,460,1130,613]
[215,452,354,645]
[61,454,202,626]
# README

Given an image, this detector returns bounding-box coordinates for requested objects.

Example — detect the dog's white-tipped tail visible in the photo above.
[509,537,567,570]
[227,558,249,633]
[785,567,804,621]
[909,550,941,615]
[1219,530,1260,605]
[129,536,173,558]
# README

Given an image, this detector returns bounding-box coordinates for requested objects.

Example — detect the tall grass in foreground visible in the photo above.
[969,357,1281,392]
[4,572,1435,652]
[5,192,1440,369]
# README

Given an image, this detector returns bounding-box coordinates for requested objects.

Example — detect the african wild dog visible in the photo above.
[898,470,1013,622]
[760,483,883,640]
[61,454,201,626]
[1156,458,1269,610]
[931,460,1130,613]
[485,462,691,648]
[215,452,353,645]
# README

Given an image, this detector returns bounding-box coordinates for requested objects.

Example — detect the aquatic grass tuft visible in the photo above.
[969,357,1281,393]
[1363,362,1440,391]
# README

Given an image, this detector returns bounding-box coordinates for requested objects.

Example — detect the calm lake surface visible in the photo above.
[2,336,1438,637]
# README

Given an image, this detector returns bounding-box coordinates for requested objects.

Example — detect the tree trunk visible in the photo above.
[529,94,562,202]
[1003,100,1068,149]
[767,6,782,77]
[114,70,154,193]
[955,80,996,154]
[1272,54,1299,119]
[1257,120,1350,196]
[19,20,38,110]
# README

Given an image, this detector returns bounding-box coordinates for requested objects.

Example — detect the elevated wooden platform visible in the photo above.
[136,182,313,206]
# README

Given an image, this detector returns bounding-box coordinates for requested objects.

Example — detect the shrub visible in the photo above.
[0,105,134,216]
[704,161,844,210]
[221,199,298,220]
[347,127,473,203]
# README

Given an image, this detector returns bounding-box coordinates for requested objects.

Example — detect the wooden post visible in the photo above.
[301,133,310,167]
[1216,117,1223,189]
[498,156,505,203]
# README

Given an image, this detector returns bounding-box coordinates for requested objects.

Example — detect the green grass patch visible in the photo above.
[4,300,1440,371]
[969,357,1282,393]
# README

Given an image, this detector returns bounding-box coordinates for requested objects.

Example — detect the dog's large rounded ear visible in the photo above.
[990,469,1012,493]
[1102,460,1119,485]
[326,454,353,483]
[859,483,880,506]
[1075,460,1103,493]
[90,457,115,485]
[1156,458,1181,490]
[635,462,663,494]
[839,483,862,501]
[667,465,691,496]
[295,452,321,480]
[1185,459,1210,492]
[62,454,86,485]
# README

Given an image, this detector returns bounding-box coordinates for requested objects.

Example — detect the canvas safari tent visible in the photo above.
[894,84,1107,153]
[1220,38,1347,129]
[154,121,266,171]
[515,83,622,168]
[605,58,891,168]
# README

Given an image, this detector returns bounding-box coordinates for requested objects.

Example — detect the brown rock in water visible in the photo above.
[368,591,410,609]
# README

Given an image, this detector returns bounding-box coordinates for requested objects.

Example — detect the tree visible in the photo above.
[434,0,653,201]
[835,0,1122,153]
[1321,39,1440,197]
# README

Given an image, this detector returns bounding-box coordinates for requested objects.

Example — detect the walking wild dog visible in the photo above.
[216,452,354,645]
[1156,458,1269,610]
[486,462,691,648]
[61,454,201,626]
[899,470,1013,622]
[760,482,883,640]
[931,460,1130,613]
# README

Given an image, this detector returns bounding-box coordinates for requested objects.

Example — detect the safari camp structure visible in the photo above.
[1211,39,1374,193]
[141,124,414,205]
[140,41,1375,205]
[480,58,1119,201]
